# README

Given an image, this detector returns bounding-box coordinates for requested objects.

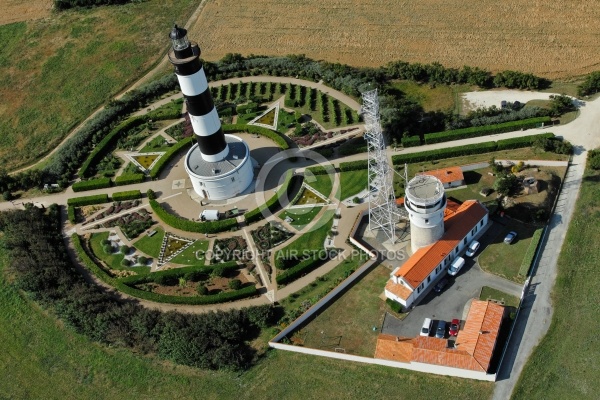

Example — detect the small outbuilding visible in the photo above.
[522,176,540,195]
[418,166,465,189]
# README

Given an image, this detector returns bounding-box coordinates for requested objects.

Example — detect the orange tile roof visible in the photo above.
[418,166,465,185]
[455,300,504,372]
[396,197,405,206]
[374,334,414,362]
[385,280,413,301]
[395,200,487,288]
[411,300,504,372]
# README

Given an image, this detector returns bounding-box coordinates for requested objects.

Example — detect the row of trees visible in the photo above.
[0,206,280,371]
[54,0,132,9]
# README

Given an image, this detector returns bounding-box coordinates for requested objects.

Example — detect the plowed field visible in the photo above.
[191,0,600,79]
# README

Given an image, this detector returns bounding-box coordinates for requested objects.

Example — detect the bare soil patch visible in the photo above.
[191,0,600,79]
[1,0,52,25]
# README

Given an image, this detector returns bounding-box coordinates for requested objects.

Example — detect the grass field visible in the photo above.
[478,220,538,283]
[192,0,600,79]
[133,227,164,258]
[297,263,390,356]
[479,286,520,308]
[304,173,334,198]
[170,240,209,266]
[390,81,464,112]
[0,246,495,399]
[279,206,323,230]
[89,232,125,271]
[512,165,600,399]
[339,168,368,200]
[0,0,197,170]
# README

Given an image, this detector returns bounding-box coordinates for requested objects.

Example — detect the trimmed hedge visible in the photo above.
[67,205,76,224]
[401,135,421,147]
[67,194,110,207]
[111,190,142,202]
[149,199,238,233]
[276,256,326,285]
[222,124,289,149]
[72,177,112,192]
[148,137,192,179]
[117,283,258,305]
[120,261,239,285]
[392,133,556,165]
[424,117,551,145]
[496,132,554,150]
[72,235,257,304]
[244,170,294,224]
[519,228,544,277]
[339,160,369,171]
[71,234,118,286]
[79,117,146,178]
[114,173,145,186]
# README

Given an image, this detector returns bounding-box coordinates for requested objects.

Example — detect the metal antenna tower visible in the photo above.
[361,89,401,244]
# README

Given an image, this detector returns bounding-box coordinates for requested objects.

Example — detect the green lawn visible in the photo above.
[140,135,171,153]
[297,264,391,356]
[0,251,495,399]
[279,206,322,230]
[132,227,164,258]
[478,221,537,283]
[89,232,125,271]
[170,240,209,266]
[0,0,197,170]
[304,172,334,198]
[277,210,335,258]
[479,286,520,308]
[339,168,369,200]
[512,165,600,399]
[390,80,462,112]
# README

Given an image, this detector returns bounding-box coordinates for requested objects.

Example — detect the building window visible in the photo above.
[425,219,429,224]
[463,237,467,245]
[231,177,235,182]
[480,220,484,227]
[427,276,431,283]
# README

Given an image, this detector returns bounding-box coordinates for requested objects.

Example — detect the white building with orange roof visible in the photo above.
[375,300,505,374]
[386,199,489,309]
[418,166,465,189]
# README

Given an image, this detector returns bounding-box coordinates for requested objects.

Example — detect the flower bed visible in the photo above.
[213,236,248,263]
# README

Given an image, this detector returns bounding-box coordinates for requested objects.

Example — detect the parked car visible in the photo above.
[465,240,480,257]
[435,320,446,339]
[449,319,460,336]
[504,231,517,244]
[433,277,449,293]
[448,256,465,276]
[420,318,433,337]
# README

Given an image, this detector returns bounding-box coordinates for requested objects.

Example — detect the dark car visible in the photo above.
[435,320,446,339]
[504,231,517,244]
[449,319,460,336]
[433,278,449,293]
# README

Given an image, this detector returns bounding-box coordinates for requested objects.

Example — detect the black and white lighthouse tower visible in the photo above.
[168,25,253,200]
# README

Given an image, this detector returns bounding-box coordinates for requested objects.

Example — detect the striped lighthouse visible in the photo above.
[168,25,254,200]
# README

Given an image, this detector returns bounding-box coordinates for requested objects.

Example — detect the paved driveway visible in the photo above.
[382,253,521,338]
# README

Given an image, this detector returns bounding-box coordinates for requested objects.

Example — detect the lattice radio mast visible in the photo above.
[361,89,402,244]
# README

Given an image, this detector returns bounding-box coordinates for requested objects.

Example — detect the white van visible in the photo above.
[448,256,465,276]
[420,317,433,336]
[200,210,220,221]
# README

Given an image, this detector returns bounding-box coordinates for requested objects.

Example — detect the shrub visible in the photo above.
[197,285,209,295]
[112,190,142,202]
[519,228,544,276]
[424,117,552,145]
[211,267,226,278]
[121,259,131,267]
[67,194,110,207]
[149,137,193,180]
[79,117,146,178]
[401,135,421,147]
[114,174,145,186]
[147,189,156,200]
[588,150,600,170]
[120,245,130,254]
[137,256,148,265]
[578,71,600,96]
[386,298,403,313]
[67,205,76,223]
[497,133,554,150]
[222,124,289,149]
[150,199,238,233]
[72,178,112,192]
[229,279,242,290]
[392,141,498,164]
[103,244,113,254]
[276,257,326,285]
[339,160,368,171]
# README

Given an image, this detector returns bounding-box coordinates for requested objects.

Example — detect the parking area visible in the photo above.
[382,225,522,338]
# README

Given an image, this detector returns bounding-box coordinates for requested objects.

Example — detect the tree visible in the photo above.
[494,173,518,196]
[228,279,242,290]
[120,245,130,254]
[549,94,576,117]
